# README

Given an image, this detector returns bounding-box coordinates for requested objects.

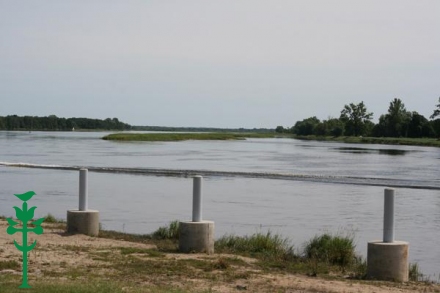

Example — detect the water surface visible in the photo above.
[0,131,439,278]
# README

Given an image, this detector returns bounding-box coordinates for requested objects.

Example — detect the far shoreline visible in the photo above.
[101,131,440,148]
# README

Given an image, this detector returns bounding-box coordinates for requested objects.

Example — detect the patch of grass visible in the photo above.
[0,273,201,293]
[349,256,368,280]
[98,229,152,243]
[120,247,164,257]
[61,244,91,253]
[0,278,127,293]
[44,213,65,224]
[111,254,251,284]
[102,132,276,142]
[0,260,20,271]
[115,255,200,278]
[303,233,356,270]
[152,220,180,240]
[409,262,424,282]
[215,232,295,261]
[98,228,178,252]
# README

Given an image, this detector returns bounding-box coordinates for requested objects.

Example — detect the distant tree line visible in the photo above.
[276,97,440,138]
[0,115,131,131]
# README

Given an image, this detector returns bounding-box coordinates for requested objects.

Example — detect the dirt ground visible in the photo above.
[1,219,439,293]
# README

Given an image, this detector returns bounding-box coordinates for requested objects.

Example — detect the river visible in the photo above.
[0,131,439,279]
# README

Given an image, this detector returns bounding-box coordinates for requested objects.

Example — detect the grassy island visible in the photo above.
[102,132,277,141]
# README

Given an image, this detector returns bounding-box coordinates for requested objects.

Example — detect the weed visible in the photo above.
[0,260,21,271]
[152,220,180,240]
[303,233,356,269]
[98,229,152,243]
[215,232,295,261]
[119,247,164,257]
[409,262,423,282]
[350,256,367,279]
[44,213,64,224]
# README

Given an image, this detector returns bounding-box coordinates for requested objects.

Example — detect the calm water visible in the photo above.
[0,131,439,278]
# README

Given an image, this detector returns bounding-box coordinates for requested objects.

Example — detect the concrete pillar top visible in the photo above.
[180,220,214,225]
[368,240,409,246]
[67,209,100,214]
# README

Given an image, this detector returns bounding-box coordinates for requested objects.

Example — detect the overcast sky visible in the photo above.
[1,1,439,128]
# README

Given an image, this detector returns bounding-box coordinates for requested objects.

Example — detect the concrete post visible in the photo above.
[179,221,215,254]
[179,175,215,254]
[192,176,202,222]
[67,169,100,236]
[79,169,88,211]
[367,188,408,282]
[383,188,395,242]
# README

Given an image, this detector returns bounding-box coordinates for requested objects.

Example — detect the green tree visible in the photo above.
[313,118,345,136]
[339,101,373,136]
[385,98,411,137]
[407,112,434,138]
[291,116,320,135]
[275,126,285,133]
[326,118,345,137]
[431,97,440,120]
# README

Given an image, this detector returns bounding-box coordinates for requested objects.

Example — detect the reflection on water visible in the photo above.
[335,147,410,156]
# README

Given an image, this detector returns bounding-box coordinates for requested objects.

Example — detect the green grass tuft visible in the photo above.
[409,262,424,282]
[43,213,65,224]
[303,233,356,269]
[152,220,180,240]
[215,232,295,261]
[98,229,152,243]
[0,260,20,271]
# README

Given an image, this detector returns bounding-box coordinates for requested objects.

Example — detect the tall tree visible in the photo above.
[339,101,373,136]
[385,98,411,137]
[430,97,440,119]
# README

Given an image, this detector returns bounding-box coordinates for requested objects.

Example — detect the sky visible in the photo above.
[1,1,439,128]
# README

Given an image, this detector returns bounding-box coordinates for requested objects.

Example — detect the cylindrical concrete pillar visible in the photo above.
[67,168,100,236]
[192,176,202,222]
[179,221,214,254]
[367,241,409,282]
[383,188,395,243]
[67,209,100,236]
[79,169,88,211]
[367,188,409,282]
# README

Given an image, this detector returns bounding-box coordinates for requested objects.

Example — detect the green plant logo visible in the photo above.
[6,191,44,288]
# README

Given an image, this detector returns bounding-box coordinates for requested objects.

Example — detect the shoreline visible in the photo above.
[1,219,439,292]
